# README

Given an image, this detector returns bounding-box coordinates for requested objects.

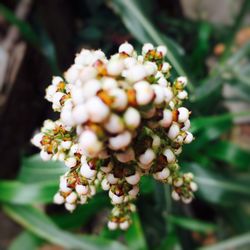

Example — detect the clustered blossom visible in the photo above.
[32,42,197,230]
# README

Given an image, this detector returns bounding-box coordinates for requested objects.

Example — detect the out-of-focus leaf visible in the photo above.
[3,204,128,250]
[199,232,250,250]
[168,215,217,234]
[0,180,57,204]
[125,213,148,250]
[204,141,250,170]
[110,0,194,92]
[9,231,42,250]
[183,163,250,205]
[18,154,67,183]
[0,3,39,46]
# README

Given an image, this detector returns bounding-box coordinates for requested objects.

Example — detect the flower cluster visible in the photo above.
[32,42,197,230]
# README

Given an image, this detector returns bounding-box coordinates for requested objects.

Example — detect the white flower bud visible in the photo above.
[161,62,171,73]
[126,65,146,83]
[163,148,175,163]
[107,59,124,76]
[85,97,110,122]
[111,192,124,204]
[174,147,182,155]
[61,140,72,150]
[160,109,172,128]
[64,65,81,84]
[128,185,139,198]
[65,157,77,168]
[152,135,161,149]
[168,123,180,140]
[182,196,192,204]
[119,42,134,56]
[101,178,110,191]
[75,49,94,66]
[125,171,141,185]
[172,190,180,201]
[109,88,128,111]
[71,86,85,105]
[109,131,132,150]
[190,182,198,192]
[144,61,157,75]
[45,85,57,102]
[107,173,118,184]
[157,45,167,56]
[80,162,96,179]
[134,81,154,105]
[31,133,43,147]
[124,57,137,69]
[52,76,64,86]
[65,202,76,212]
[115,147,135,163]
[72,104,89,124]
[104,113,124,134]
[108,221,118,230]
[66,192,78,204]
[52,92,64,110]
[164,87,173,102]
[120,220,130,230]
[79,66,97,83]
[182,119,191,131]
[124,107,141,129]
[174,178,183,187]
[82,79,101,99]
[59,176,71,193]
[40,150,52,161]
[178,107,189,123]
[156,167,170,180]
[139,148,155,165]
[152,85,165,105]
[79,195,87,204]
[184,132,194,144]
[102,77,118,90]
[158,77,168,86]
[142,43,154,55]
[53,193,64,204]
[60,107,75,127]
[177,76,187,87]
[75,184,89,195]
[178,90,188,100]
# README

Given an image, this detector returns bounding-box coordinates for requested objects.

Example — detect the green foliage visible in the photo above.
[0,0,250,249]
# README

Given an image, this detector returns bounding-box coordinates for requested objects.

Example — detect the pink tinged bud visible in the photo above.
[139,148,155,165]
[80,162,96,179]
[163,148,176,163]
[40,150,52,161]
[108,221,118,230]
[86,97,110,122]
[115,147,135,163]
[134,81,154,105]
[177,76,187,87]
[124,107,141,129]
[109,131,132,150]
[75,184,89,195]
[125,171,141,185]
[157,45,167,56]
[168,123,180,140]
[104,113,124,134]
[178,107,189,123]
[119,42,134,56]
[53,193,65,204]
[120,220,130,230]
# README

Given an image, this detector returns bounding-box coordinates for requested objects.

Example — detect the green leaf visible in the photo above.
[125,213,148,250]
[199,232,250,250]
[3,204,128,250]
[204,141,250,170]
[168,215,217,234]
[0,180,57,204]
[110,0,194,92]
[9,231,43,250]
[183,163,250,205]
[18,154,67,183]
[0,3,39,46]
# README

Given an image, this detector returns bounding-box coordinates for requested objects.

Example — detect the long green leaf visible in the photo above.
[3,204,128,250]
[0,180,57,204]
[199,232,250,250]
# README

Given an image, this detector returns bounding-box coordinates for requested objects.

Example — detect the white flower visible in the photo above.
[164,87,173,102]
[124,107,141,129]
[144,61,157,75]
[72,104,89,125]
[66,192,78,204]
[65,157,77,168]
[82,79,101,99]
[125,171,141,185]
[168,123,180,140]
[65,203,76,212]
[40,150,52,161]
[190,182,198,192]
[178,107,189,123]
[108,88,128,111]
[52,92,64,110]
[102,77,118,90]
[101,178,110,191]
[182,196,192,204]
[120,220,130,230]
[124,57,137,69]
[139,148,155,165]
[128,185,139,198]
[53,193,64,204]
[61,140,72,150]
[75,184,89,195]
[163,148,176,163]
[158,77,168,86]
[108,221,118,230]
[109,131,132,150]
[60,107,75,127]
[45,85,57,102]
[64,65,81,84]
[59,176,71,193]
[152,85,165,105]
[85,97,110,122]
[134,81,154,105]
[52,76,64,86]
[107,173,118,184]
[115,147,135,163]
[31,133,43,148]
[184,132,194,144]
[104,113,124,134]
[71,86,85,105]
[80,161,96,179]
[119,42,134,56]
[142,43,154,55]
[79,66,97,83]
[107,59,124,76]
[161,62,171,73]
[176,76,187,87]
[177,90,188,99]
[126,65,146,83]
[160,109,172,128]
[172,190,180,201]
[157,45,167,56]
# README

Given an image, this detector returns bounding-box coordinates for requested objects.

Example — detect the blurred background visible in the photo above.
[0,0,250,249]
